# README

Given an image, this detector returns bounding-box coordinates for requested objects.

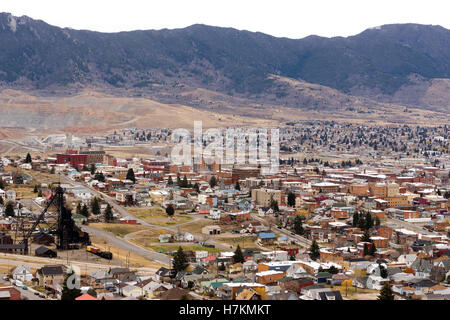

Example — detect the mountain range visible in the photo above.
[0,12,449,131]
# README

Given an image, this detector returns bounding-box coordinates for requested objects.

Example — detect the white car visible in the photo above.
[14,280,23,287]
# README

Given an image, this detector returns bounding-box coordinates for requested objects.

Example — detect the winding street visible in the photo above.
[60,175,230,261]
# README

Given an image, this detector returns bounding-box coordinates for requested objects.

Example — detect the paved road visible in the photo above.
[276,227,312,248]
[0,254,158,274]
[81,225,171,266]
[251,213,312,248]
[61,175,230,252]
[0,274,46,300]
[386,217,435,235]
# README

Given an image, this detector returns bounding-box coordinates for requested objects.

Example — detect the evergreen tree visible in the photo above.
[233,245,245,264]
[61,271,82,300]
[0,179,3,189]
[294,216,304,235]
[33,185,39,193]
[328,265,339,274]
[309,240,320,261]
[104,204,113,222]
[379,264,388,278]
[5,202,14,217]
[365,212,373,230]
[25,153,32,163]
[80,204,89,218]
[91,197,100,215]
[193,183,200,193]
[0,196,3,205]
[166,204,175,217]
[181,175,188,188]
[270,200,279,212]
[287,192,296,207]
[357,213,366,230]
[363,243,369,256]
[76,202,82,215]
[172,247,189,276]
[375,216,381,227]
[38,189,43,197]
[167,176,173,185]
[369,242,377,256]
[362,229,371,242]
[50,167,55,174]
[176,174,181,186]
[90,164,96,175]
[377,282,394,300]
[126,168,136,183]
[352,212,359,227]
[94,172,105,182]
[235,181,241,191]
[81,165,89,172]
[209,176,217,188]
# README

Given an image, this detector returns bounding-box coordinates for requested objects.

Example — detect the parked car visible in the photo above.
[14,280,23,287]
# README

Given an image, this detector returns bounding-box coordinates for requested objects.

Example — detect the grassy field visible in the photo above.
[127,229,223,254]
[146,244,222,255]
[6,185,36,200]
[215,235,260,250]
[126,228,173,243]
[126,206,193,226]
[178,218,215,234]
[25,169,61,185]
[89,222,148,238]
[89,234,165,269]
[333,285,381,300]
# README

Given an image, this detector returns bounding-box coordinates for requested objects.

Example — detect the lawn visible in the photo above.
[125,206,193,226]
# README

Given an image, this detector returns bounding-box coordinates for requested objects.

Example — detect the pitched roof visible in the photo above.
[158,287,192,300]
[38,265,64,276]
[258,232,277,239]
[75,293,98,300]
[318,290,343,300]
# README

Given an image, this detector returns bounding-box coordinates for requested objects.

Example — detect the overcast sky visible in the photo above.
[2,0,450,39]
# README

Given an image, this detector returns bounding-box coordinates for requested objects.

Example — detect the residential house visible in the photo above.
[37,265,66,286]
[285,264,308,279]
[411,258,433,279]
[121,285,143,298]
[243,260,258,272]
[12,265,33,283]
[256,270,285,285]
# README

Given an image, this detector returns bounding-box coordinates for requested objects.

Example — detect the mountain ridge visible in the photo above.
[1,12,450,113]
